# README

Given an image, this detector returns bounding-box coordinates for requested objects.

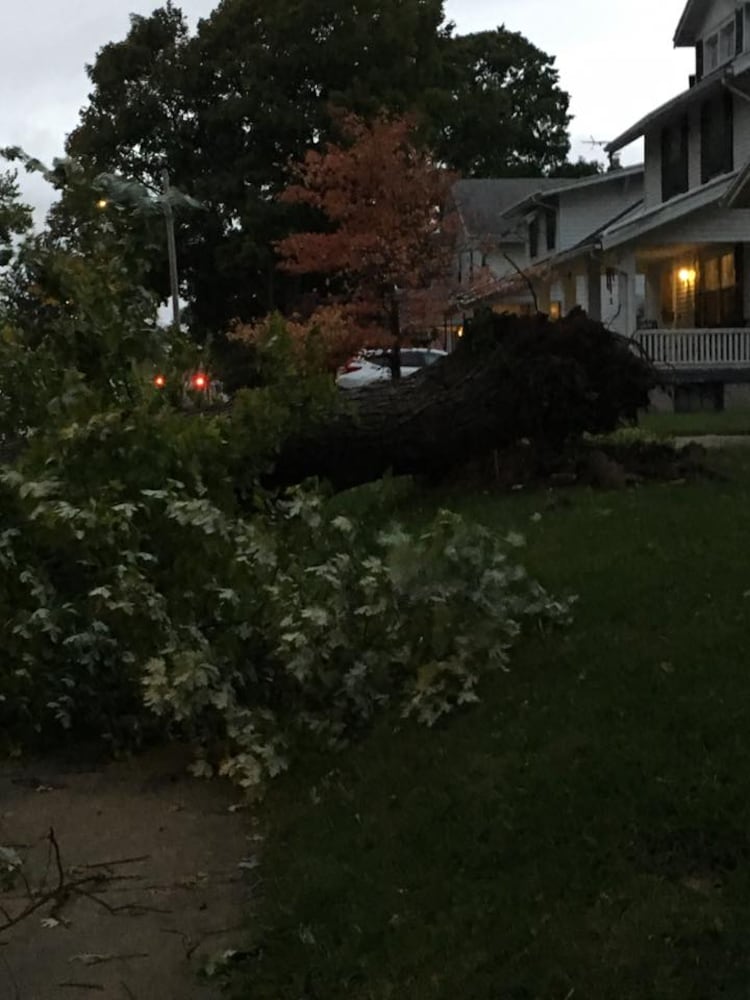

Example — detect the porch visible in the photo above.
[633,327,750,369]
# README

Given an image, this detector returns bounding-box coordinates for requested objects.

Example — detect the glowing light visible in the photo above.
[95,199,109,210]
[678,267,696,283]
[191,373,208,391]
[153,374,166,389]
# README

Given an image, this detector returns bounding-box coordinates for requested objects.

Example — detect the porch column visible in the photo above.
[585,257,602,322]
[561,271,577,317]
[536,281,551,315]
[616,252,638,337]
[644,262,661,326]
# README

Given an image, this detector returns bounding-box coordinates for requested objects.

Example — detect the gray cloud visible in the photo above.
[1,0,692,219]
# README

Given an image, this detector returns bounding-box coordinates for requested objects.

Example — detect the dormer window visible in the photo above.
[702,12,743,77]
[720,21,736,62]
[706,33,719,72]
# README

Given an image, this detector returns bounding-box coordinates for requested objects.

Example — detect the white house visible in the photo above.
[464,0,750,411]
[600,0,750,409]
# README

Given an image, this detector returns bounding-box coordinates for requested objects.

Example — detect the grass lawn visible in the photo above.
[640,408,750,438]
[238,452,750,1000]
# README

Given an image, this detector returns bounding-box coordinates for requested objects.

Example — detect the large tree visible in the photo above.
[58,0,573,338]
[429,29,571,177]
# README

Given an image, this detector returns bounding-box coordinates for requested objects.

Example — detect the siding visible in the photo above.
[558,175,645,249]
[695,0,737,39]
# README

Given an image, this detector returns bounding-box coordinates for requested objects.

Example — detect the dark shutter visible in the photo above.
[545,208,557,251]
[696,39,704,80]
[529,217,539,259]
[701,92,734,183]
[735,244,745,325]
[661,116,690,201]
[737,9,745,54]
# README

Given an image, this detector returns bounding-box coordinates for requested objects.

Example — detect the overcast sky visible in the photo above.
[1,0,693,218]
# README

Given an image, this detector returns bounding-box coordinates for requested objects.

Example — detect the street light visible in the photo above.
[94,168,197,333]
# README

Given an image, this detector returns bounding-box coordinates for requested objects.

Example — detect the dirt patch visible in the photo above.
[0,745,254,999]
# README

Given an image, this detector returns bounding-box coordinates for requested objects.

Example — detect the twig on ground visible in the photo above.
[49,828,64,890]
[58,982,105,992]
[80,856,150,871]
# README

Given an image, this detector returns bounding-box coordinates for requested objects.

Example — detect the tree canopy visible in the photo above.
[58,0,575,338]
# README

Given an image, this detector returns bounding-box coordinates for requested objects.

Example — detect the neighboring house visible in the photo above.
[450,169,645,336]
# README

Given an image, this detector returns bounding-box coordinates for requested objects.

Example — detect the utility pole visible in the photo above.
[162,168,180,330]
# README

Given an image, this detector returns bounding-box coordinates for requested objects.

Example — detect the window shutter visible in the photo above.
[696,39,704,80]
[735,244,745,324]
[737,9,745,54]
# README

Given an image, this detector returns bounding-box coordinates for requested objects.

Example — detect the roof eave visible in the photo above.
[673,0,702,48]
[607,71,726,153]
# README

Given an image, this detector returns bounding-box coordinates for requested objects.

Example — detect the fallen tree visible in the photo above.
[270,310,656,490]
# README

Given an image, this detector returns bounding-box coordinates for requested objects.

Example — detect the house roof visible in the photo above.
[674,0,709,47]
[498,165,644,220]
[452,178,568,241]
[600,169,738,249]
[608,70,726,152]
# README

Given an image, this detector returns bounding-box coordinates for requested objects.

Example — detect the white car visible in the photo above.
[336,348,447,389]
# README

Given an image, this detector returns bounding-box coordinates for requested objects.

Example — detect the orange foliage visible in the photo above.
[276,114,459,336]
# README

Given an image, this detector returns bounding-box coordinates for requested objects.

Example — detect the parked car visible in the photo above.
[336,347,447,389]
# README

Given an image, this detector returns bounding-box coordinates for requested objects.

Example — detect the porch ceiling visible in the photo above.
[634,244,701,262]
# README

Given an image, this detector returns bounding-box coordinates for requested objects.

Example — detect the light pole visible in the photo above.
[162,168,180,332]
[96,169,188,333]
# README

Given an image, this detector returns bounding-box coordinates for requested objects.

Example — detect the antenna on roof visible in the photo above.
[583,137,621,172]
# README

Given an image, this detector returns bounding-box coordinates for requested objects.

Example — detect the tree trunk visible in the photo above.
[271,341,525,490]
[269,312,654,492]
[388,294,401,380]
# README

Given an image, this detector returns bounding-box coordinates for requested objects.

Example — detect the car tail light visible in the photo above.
[153,374,167,389]
[190,372,209,391]
[340,359,362,373]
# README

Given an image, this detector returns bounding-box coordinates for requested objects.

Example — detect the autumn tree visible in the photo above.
[275,115,457,377]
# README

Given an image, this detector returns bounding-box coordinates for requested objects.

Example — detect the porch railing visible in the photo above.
[633,328,750,368]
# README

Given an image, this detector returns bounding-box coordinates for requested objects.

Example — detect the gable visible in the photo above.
[675,0,737,46]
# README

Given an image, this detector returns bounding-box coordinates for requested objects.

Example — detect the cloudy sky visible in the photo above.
[1,0,693,217]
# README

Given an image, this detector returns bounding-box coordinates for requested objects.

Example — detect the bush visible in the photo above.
[0,239,572,787]
[0,463,571,785]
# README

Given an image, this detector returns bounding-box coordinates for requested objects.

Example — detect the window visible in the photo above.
[701,91,734,182]
[529,216,539,258]
[706,33,719,72]
[695,248,743,327]
[703,12,744,75]
[661,116,689,202]
[720,21,736,62]
[545,208,557,252]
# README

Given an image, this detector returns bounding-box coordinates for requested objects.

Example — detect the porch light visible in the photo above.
[678,267,696,283]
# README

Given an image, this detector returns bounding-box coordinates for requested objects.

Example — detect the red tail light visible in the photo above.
[153,374,166,389]
[341,359,362,374]
[191,373,209,391]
